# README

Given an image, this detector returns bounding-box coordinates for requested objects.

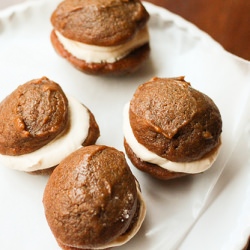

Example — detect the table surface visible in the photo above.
[148,0,250,61]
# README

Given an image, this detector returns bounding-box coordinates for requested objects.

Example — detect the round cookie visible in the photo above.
[0,77,68,156]
[43,145,146,250]
[123,76,222,180]
[50,0,150,75]
[0,77,100,174]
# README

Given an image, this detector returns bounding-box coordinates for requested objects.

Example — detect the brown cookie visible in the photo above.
[81,108,100,147]
[124,76,222,179]
[50,0,150,75]
[129,76,222,162]
[0,77,100,174]
[51,30,150,75]
[0,77,68,156]
[43,145,145,249]
[51,0,149,46]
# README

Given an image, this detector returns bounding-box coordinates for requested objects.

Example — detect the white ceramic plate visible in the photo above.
[0,1,249,249]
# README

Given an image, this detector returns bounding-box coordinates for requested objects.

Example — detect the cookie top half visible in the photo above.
[129,77,222,162]
[51,0,149,46]
[0,77,68,156]
[43,145,138,248]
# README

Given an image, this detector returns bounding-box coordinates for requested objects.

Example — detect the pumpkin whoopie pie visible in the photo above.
[123,76,222,180]
[50,0,150,75]
[0,77,100,174]
[43,145,146,250]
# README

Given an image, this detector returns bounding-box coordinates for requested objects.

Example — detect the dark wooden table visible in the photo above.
[147,0,250,61]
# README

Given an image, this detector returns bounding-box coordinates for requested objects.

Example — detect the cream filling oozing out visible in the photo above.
[0,96,90,172]
[55,27,149,63]
[123,103,221,174]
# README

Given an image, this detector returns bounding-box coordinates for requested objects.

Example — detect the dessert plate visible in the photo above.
[0,1,249,249]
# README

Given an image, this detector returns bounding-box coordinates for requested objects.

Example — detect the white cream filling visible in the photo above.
[93,183,146,250]
[123,103,221,174]
[0,96,90,172]
[55,27,149,63]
